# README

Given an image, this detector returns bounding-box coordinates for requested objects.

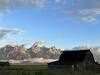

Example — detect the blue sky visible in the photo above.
[0,0,100,50]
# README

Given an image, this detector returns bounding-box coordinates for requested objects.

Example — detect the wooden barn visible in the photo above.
[48,49,96,71]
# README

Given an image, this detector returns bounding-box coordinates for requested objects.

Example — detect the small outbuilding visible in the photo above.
[0,62,10,68]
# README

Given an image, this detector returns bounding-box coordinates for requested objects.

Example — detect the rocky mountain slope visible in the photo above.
[0,41,61,60]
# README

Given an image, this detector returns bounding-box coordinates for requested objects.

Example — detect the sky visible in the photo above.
[0,0,100,50]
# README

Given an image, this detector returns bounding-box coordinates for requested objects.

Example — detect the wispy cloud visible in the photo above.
[71,0,100,22]
[0,28,24,39]
[0,0,99,22]
[70,8,100,22]
[0,0,66,15]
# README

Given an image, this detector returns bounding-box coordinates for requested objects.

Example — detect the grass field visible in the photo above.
[0,65,100,75]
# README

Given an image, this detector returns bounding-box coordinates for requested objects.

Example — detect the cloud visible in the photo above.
[0,0,66,15]
[0,0,99,22]
[0,44,5,48]
[72,44,93,50]
[70,8,100,22]
[71,0,100,22]
[30,58,58,63]
[0,28,24,39]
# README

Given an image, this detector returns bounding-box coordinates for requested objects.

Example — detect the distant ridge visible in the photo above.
[0,41,61,60]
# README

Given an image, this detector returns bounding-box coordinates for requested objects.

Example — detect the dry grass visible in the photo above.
[0,65,99,75]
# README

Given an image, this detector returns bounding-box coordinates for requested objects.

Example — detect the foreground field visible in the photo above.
[0,65,100,75]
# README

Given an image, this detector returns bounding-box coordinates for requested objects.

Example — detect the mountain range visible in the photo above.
[0,41,61,60]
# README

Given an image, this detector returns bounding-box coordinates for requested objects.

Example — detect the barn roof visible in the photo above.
[59,49,91,62]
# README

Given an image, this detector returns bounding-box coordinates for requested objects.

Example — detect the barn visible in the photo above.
[48,49,96,71]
